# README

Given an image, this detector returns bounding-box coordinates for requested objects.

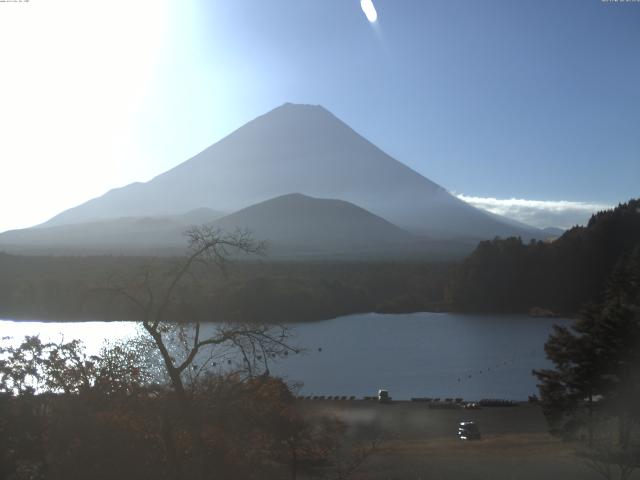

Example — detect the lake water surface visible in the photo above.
[0,312,570,400]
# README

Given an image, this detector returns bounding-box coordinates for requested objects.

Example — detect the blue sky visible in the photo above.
[0,0,638,231]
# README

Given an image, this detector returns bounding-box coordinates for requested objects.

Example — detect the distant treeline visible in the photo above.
[448,199,640,314]
[0,255,453,322]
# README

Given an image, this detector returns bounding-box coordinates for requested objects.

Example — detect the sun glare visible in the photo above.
[0,0,168,231]
[360,0,378,23]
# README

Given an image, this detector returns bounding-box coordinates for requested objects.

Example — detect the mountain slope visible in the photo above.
[41,103,540,241]
[0,208,223,254]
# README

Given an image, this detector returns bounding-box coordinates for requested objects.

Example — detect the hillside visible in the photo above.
[210,193,423,258]
[0,208,222,255]
[448,199,640,313]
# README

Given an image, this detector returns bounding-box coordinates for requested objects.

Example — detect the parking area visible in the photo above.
[298,401,623,480]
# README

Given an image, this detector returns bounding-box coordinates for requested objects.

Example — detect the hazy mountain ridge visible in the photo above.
[0,194,472,259]
[40,103,541,243]
[0,208,223,255]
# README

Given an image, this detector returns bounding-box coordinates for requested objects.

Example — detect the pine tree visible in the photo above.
[534,245,640,477]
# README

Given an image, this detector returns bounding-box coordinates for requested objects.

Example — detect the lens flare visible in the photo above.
[360,0,378,23]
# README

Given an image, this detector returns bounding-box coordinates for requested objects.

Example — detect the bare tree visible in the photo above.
[103,226,297,478]
[105,227,295,394]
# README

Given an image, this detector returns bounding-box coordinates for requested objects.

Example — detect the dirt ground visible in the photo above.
[299,400,639,480]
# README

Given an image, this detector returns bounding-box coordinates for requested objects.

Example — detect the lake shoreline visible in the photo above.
[0,305,575,324]
[1,313,568,401]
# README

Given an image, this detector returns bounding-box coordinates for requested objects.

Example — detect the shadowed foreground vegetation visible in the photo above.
[0,336,375,480]
[532,244,640,480]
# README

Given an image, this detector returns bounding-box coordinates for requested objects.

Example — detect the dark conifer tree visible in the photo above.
[534,245,640,447]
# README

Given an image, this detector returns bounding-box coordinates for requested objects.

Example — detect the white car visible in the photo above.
[458,421,481,440]
[377,389,391,404]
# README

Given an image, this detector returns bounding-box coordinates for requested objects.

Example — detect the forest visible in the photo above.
[448,199,640,314]
[0,253,452,323]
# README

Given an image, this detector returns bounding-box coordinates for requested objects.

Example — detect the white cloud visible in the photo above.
[456,194,612,230]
